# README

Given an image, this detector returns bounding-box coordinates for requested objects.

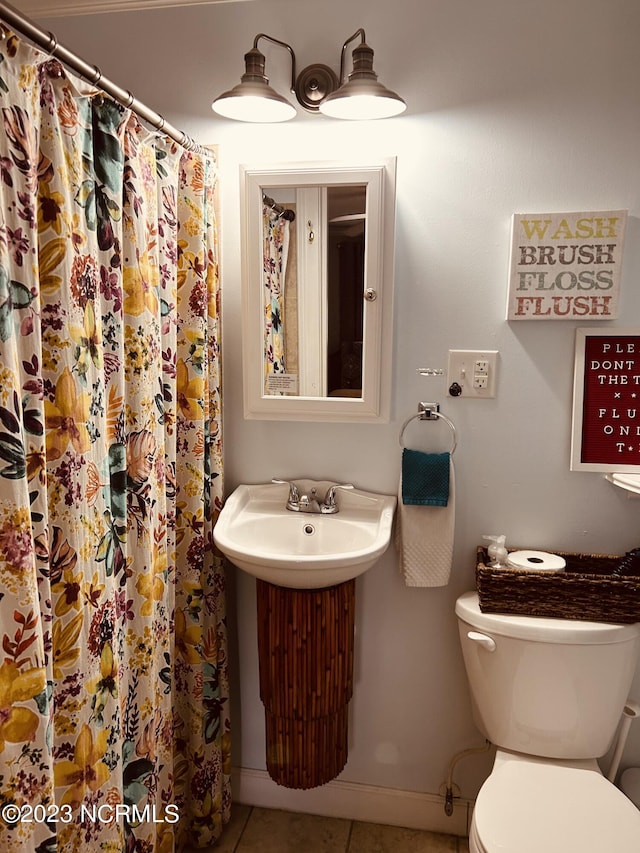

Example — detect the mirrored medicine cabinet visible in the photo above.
[240,157,397,422]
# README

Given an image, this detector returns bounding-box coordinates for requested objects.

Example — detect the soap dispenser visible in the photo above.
[483,534,508,568]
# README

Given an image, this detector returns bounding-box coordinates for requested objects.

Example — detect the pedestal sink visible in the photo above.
[213,479,396,589]
[213,479,396,789]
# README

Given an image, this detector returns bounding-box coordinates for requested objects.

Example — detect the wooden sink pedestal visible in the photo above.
[256,578,356,789]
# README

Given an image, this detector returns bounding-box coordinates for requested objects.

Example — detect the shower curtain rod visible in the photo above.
[0,0,206,154]
[263,193,295,222]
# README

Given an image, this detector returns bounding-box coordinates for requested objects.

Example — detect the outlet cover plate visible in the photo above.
[447,350,499,398]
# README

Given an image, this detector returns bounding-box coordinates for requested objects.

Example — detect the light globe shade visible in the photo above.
[212,82,296,122]
[319,79,406,120]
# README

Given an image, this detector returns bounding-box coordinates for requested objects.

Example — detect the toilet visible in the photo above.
[621,766,640,809]
[456,591,640,852]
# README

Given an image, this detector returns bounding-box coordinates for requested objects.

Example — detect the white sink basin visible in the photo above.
[213,480,396,588]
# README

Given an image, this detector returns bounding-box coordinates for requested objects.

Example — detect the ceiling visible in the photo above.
[20,0,251,19]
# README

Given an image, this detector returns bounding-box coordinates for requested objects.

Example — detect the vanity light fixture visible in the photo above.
[211,29,406,122]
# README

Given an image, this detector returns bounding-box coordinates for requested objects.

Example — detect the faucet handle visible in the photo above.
[272,478,300,503]
[323,482,354,508]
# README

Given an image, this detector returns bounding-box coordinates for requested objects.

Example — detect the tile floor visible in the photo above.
[188,805,470,852]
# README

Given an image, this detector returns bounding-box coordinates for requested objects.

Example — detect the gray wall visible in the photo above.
[38,0,640,803]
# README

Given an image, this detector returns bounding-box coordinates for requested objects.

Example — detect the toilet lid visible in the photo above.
[456,591,640,644]
[474,759,640,852]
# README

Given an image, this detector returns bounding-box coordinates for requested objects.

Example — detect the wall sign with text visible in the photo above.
[571,329,640,472]
[507,210,628,320]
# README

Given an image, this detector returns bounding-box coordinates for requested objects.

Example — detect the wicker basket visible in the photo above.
[476,547,640,624]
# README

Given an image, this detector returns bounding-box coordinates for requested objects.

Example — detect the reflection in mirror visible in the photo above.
[242,159,396,422]
[327,186,366,397]
[262,192,296,394]
[263,185,367,399]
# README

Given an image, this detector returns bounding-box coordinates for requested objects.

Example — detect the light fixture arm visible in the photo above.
[253,33,296,94]
[338,28,366,84]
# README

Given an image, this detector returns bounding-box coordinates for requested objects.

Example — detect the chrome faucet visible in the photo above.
[323,483,354,511]
[272,479,354,514]
[298,487,322,514]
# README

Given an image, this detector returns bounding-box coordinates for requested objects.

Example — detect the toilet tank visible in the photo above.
[456,592,640,759]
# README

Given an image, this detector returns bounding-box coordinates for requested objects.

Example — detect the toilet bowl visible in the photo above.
[456,592,640,852]
[621,766,640,809]
[469,751,640,853]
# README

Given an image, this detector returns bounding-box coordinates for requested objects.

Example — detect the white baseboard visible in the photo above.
[232,766,471,837]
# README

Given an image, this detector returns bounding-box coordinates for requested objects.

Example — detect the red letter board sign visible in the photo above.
[571,329,640,472]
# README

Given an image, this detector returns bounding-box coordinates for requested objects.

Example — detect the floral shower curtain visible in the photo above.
[263,204,290,390]
[0,29,229,853]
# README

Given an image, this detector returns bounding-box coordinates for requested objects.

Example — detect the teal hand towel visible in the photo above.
[401,449,450,506]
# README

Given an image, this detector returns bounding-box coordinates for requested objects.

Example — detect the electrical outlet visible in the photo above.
[448,350,499,398]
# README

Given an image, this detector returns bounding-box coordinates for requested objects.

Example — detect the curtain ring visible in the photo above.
[157,116,166,132]
[125,90,135,108]
[92,65,102,85]
[45,31,64,77]
[46,30,58,56]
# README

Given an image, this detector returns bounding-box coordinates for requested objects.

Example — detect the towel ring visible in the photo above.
[399,410,457,454]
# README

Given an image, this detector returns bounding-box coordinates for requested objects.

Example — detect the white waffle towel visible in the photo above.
[395,459,455,587]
